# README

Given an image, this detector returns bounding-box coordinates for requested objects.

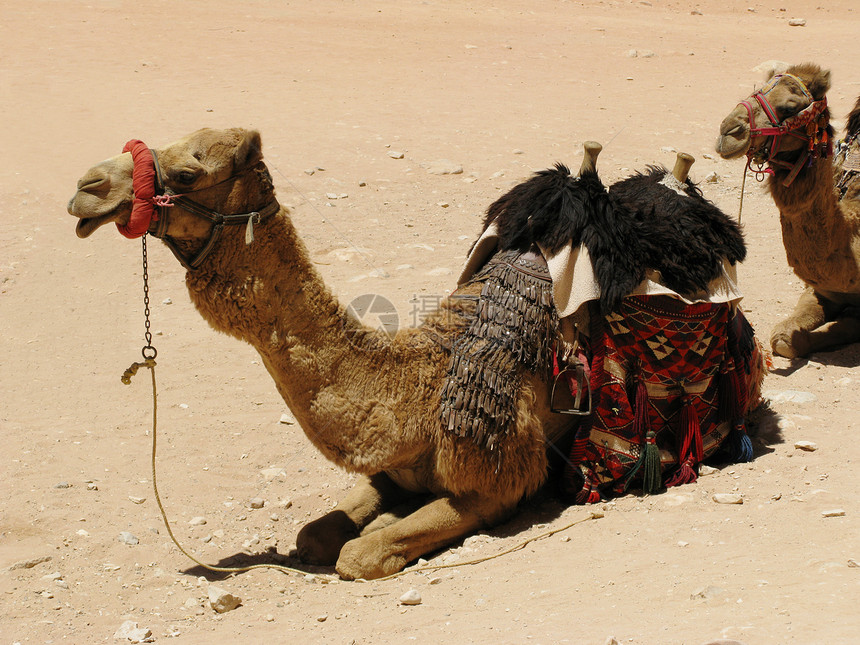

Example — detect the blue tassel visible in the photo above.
[729,423,754,462]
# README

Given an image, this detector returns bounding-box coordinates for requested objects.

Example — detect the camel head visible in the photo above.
[715,63,832,162]
[68,128,273,251]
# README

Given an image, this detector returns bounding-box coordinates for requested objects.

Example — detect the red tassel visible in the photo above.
[576,488,601,505]
[665,458,698,488]
[634,377,650,437]
[678,392,703,464]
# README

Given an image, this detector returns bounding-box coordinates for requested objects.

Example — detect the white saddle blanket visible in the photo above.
[459,222,744,334]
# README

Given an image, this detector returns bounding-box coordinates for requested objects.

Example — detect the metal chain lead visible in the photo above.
[141,235,158,360]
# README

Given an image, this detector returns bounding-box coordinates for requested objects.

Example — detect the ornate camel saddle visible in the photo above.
[443,164,766,501]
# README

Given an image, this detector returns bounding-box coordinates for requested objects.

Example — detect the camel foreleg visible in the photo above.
[296,473,410,566]
[334,493,515,580]
[771,287,860,357]
[803,315,860,355]
[770,287,828,358]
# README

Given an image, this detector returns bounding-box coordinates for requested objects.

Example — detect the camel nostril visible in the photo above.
[76,176,108,192]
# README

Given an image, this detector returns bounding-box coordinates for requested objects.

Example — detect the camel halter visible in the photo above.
[739,73,832,188]
[119,139,280,270]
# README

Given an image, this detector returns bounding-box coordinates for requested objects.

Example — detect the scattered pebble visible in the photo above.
[399,589,422,605]
[821,509,846,518]
[113,620,153,643]
[249,498,265,509]
[129,496,146,504]
[788,18,806,26]
[699,464,718,476]
[426,160,463,175]
[704,171,720,183]
[87,483,99,491]
[261,466,286,481]
[713,493,744,505]
[7,555,52,571]
[189,516,207,526]
[765,389,816,404]
[279,412,296,425]
[426,267,453,277]
[690,585,725,600]
[387,151,404,159]
[794,440,818,452]
[208,585,241,613]
[848,559,859,568]
[753,60,789,75]
[162,298,172,305]
[317,614,328,622]
[54,481,71,489]
[119,531,139,545]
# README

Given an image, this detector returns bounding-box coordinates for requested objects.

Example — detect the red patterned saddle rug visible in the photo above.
[562,295,765,504]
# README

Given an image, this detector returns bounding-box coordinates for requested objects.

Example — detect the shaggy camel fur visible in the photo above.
[68,128,574,580]
[715,63,860,358]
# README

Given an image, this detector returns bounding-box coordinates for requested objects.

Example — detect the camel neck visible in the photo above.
[179,207,431,472]
[772,157,860,293]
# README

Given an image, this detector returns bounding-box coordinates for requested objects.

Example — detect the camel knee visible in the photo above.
[296,510,359,566]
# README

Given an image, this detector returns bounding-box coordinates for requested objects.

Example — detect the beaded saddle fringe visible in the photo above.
[440,249,558,451]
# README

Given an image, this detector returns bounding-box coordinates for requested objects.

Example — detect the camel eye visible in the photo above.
[779,100,802,119]
[176,170,198,186]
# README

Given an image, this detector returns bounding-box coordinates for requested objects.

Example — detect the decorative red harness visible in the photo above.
[740,73,832,187]
[115,139,280,269]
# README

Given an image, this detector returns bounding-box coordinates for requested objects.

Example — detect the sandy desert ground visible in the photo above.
[1,1,859,643]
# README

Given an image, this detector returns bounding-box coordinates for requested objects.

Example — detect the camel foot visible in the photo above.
[335,534,407,581]
[296,510,359,566]
[770,329,811,359]
[771,337,800,359]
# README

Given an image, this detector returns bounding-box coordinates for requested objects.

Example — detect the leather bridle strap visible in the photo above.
[741,74,830,187]
[148,149,280,271]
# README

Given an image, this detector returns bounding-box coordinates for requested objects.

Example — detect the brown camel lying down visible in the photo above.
[68,128,761,579]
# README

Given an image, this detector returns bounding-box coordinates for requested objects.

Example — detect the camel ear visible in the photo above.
[235,129,263,170]
[806,68,831,99]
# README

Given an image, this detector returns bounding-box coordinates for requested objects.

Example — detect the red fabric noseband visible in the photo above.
[117,139,157,239]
